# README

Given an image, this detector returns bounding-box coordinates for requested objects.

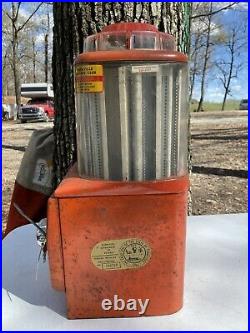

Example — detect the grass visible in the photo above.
[189,99,241,112]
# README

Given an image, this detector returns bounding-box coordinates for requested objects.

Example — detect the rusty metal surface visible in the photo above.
[47,168,188,319]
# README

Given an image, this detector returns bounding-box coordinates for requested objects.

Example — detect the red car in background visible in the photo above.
[18,83,55,123]
[19,98,55,123]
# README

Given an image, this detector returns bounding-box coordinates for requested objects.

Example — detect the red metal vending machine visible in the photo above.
[47,22,189,319]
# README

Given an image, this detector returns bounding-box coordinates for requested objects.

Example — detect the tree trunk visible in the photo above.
[11,3,21,109]
[189,70,196,104]
[221,64,232,111]
[221,93,227,111]
[45,33,48,82]
[197,3,212,113]
[221,40,235,111]
[32,38,36,83]
[189,33,201,104]
[221,60,233,111]
[52,2,191,185]
[45,12,50,83]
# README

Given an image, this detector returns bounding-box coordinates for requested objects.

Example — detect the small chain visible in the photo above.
[14,203,47,263]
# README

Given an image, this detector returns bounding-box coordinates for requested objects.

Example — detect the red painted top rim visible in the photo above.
[75,50,188,64]
[102,22,159,33]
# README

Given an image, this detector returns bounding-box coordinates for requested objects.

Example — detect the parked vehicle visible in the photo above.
[239,99,248,110]
[2,104,10,120]
[19,83,55,123]
[19,98,55,123]
[21,83,54,98]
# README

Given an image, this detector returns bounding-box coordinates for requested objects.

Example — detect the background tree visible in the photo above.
[44,12,50,83]
[2,2,43,108]
[52,2,192,184]
[215,22,247,110]
[196,3,213,113]
[189,2,239,111]
[189,18,208,103]
[39,3,53,83]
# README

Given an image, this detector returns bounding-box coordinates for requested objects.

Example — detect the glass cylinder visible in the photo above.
[75,61,188,181]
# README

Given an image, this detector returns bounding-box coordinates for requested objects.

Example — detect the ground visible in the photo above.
[190,111,247,215]
[2,110,248,233]
[189,100,242,112]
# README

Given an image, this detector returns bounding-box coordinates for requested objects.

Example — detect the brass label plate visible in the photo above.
[91,238,151,271]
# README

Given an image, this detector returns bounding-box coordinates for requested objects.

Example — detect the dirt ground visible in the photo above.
[190,111,247,215]
[2,111,248,233]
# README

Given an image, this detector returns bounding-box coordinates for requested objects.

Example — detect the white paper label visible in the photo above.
[131,65,159,74]
[33,158,52,187]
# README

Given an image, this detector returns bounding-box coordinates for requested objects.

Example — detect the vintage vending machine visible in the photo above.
[47,22,189,319]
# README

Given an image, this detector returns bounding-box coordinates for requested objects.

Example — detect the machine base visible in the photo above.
[47,166,188,319]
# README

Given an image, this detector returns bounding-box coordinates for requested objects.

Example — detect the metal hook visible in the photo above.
[13,203,46,237]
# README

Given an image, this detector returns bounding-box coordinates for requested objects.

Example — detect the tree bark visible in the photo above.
[11,3,21,109]
[52,2,192,185]
[189,33,200,103]
[221,33,235,111]
[32,37,36,83]
[221,89,227,111]
[44,12,50,83]
[221,59,233,111]
[44,33,48,82]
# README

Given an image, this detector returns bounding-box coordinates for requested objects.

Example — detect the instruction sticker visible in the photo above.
[91,238,151,271]
[131,65,159,74]
[75,64,104,93]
